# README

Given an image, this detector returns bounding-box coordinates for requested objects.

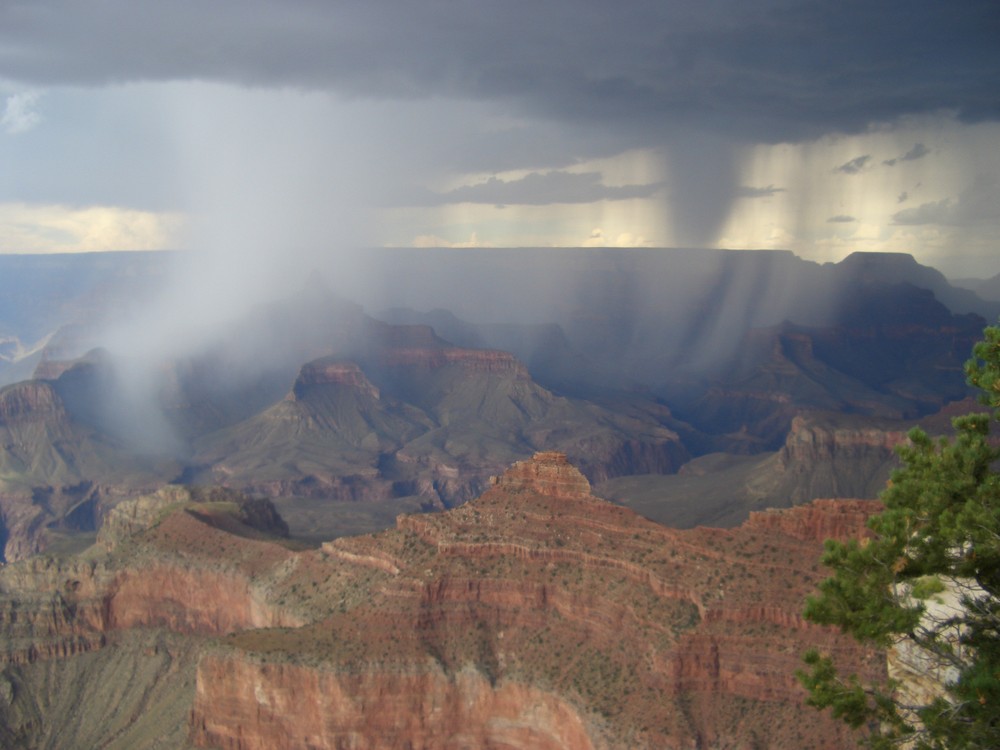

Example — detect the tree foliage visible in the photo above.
[799,325,1000,748]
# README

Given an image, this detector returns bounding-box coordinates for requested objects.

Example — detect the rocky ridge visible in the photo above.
[488,450,592,499]
[599,409,909,531]
[763,414,908,504]
[668,312,980,452]
[289,358,381,400]
[378,345,531,378]
[201,453,881,749]
[0,453,884,748]
[0,324,691,560]
[1,255,986,562]
[190,346,688,508]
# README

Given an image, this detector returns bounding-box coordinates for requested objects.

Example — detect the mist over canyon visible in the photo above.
[0,246,996,747]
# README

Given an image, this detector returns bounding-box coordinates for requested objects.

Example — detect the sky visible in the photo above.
[0,1,999,278]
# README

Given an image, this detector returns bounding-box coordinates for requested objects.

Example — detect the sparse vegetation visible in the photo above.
[801,325,1000,749]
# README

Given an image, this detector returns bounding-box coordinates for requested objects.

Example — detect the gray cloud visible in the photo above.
[884,142,931,166]
[0,1,997,147]
[0,92,42,134]
[892,175,1000,225]
[836,155,872,174]
[827,215,857,223]
[1,0,996,266]
[901,142,931,161]
[397,171,664,207]
[736,185,785,198]
[892,198,957,225]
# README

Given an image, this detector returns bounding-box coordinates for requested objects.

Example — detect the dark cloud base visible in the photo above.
[1,1,998,146]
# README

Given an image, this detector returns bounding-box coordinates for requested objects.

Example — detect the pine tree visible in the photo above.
[799,325,1000,749]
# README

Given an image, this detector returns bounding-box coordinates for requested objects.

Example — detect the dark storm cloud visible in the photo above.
[398,171,663,207]
[736,185,785,198]
[827,215,856,223]
[836,155,872,174]
[1,0,998,145]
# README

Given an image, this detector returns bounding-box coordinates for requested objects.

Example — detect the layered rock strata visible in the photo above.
[379,346,531,378]
[193,348,689,506]
[289,359,381,400]
[0,454,884,749]
[193,452,882,749]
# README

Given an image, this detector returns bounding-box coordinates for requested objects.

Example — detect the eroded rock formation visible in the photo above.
[779,415,907,468]
[747,498,882,543]
[198,453,880,748]
[289,358,381,400]
[379,346,531,379]
[0,454,884,749]
[0,381,67,424]
[489,450,592,499]
[192,659,595,750]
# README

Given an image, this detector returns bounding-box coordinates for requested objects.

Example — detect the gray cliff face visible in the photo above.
[771,415,907,503]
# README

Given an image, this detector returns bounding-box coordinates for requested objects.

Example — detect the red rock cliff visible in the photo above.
[289,359,380,400]
[192,453,883,749]
[0,495,302,667]
[192,657,596,750]
[747,498,880,542]
[0,455,886,749]
[488,450,592,499]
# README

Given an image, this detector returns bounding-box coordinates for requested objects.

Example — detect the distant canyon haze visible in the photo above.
[0,246,994,560]
[0,246,995,748]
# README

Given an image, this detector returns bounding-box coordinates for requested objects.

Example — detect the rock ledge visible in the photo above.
[489,451,591,500]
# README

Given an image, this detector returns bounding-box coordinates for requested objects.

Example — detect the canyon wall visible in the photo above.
[0,454,884,749]
[192,453,881,748]
[192,657,596,750]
